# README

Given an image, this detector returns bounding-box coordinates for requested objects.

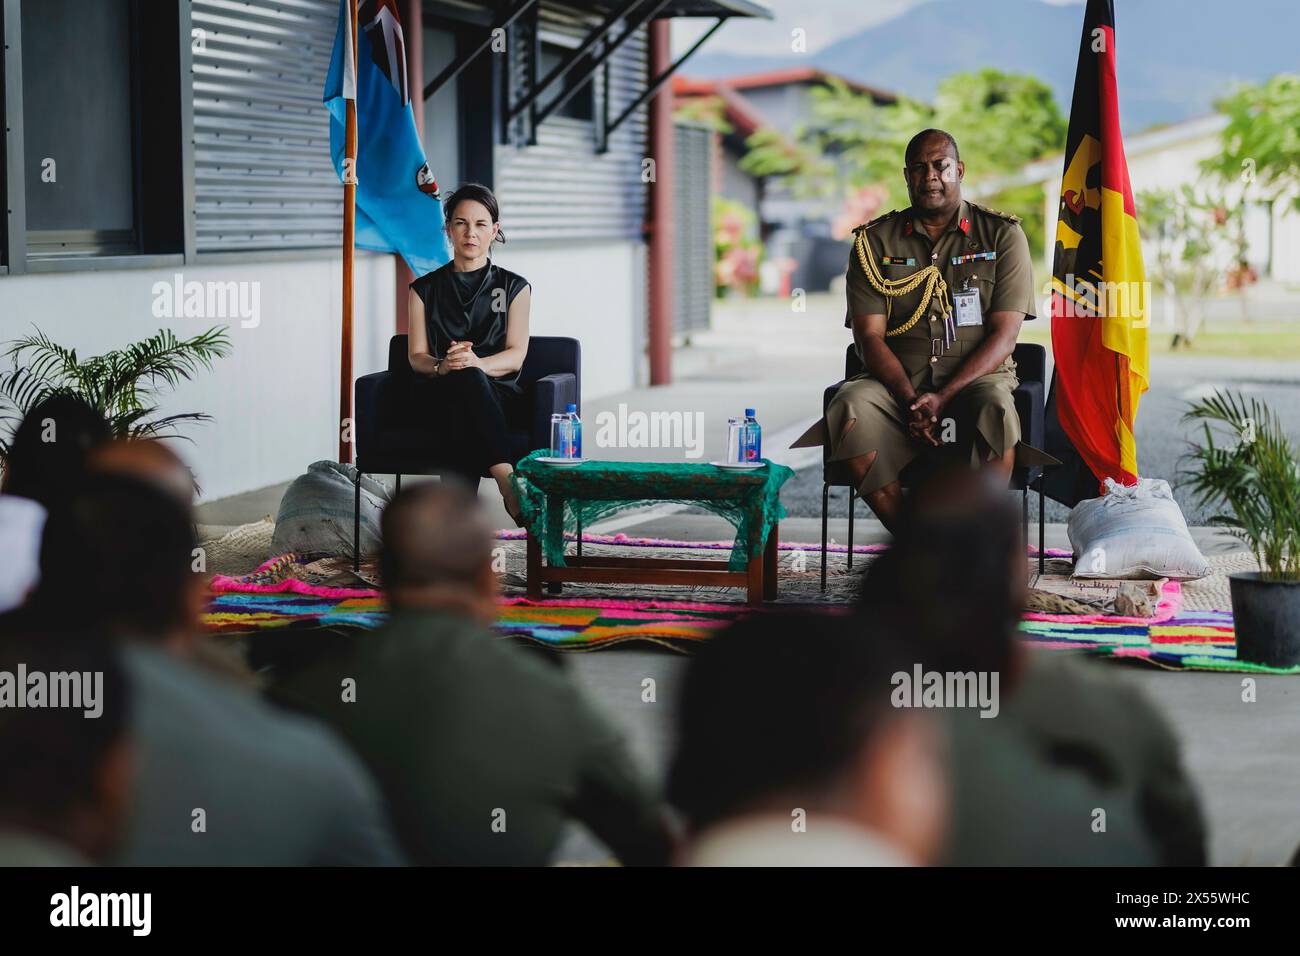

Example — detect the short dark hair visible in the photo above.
[0,631,128,822]
[857,470,1022,676]
[904,128,960,166]
[380,482,494,591]
[2,393,111,508]
[668,611,908,830]
[443,182,506,244]
[33,472,198,638]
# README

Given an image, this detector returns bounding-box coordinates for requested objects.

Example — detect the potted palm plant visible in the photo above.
[1182,390,1300,666]
[0,326,231,463]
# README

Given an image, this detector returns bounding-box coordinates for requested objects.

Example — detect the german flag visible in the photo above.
[1043,0,1148,505]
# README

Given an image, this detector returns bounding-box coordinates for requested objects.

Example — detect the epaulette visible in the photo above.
[856,210,898,233]
[968,201,1021,224]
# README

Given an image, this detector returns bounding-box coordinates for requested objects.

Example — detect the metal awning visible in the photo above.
[423,0,773,151]
[591,0,772,17]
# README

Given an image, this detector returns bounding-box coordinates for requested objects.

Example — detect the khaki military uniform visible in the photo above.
[822,199,1037,495]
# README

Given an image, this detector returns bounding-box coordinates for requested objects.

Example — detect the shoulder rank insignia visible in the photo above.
[969,202,1021,224]
[859,210,898,232]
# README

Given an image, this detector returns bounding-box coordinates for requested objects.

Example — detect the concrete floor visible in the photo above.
[194,294,1300,866]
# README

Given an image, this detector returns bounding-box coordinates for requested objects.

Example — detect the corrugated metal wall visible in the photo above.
[190,0,341,252]
[188,0,648,251]
[494,3,648,242]
[673,121,712,335]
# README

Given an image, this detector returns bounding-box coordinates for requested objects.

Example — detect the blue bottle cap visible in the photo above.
[566,403,577,413]
[744,408,756,417]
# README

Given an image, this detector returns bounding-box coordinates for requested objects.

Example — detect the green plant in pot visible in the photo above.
[0,326,231,472]
[1182,390,1300,666]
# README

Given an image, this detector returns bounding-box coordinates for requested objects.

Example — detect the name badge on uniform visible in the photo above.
[953,289,983,327]
[880,256,916,266]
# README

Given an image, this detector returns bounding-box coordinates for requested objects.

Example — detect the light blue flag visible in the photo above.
[324,0,450,277]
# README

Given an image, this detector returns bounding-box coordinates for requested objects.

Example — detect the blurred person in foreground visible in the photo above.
[0,394,111,613]
[85,437,252,686]
[858,466,1206,866]
[0,633,131,866]
[668,612,946,866]
[13,473,403,866]
[88,436,198,505]
[271,482,672,866]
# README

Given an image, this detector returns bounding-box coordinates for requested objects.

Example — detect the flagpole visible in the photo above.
[339,0,359,464]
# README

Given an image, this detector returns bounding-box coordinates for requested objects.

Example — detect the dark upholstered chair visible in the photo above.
[351,333,580,567]
[819,341,1048,589]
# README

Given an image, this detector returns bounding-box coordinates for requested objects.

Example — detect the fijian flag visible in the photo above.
[1042,0,1149,506]
[325,0,450,276]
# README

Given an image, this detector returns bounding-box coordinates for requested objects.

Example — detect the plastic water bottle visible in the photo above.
[742,408,761,462]
[566,403,582,459]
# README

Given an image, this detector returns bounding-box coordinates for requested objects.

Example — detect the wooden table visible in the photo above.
[514,455,793,607]
[525,519,780,605]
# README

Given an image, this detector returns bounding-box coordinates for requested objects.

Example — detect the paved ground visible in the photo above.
[197,292,1300,867]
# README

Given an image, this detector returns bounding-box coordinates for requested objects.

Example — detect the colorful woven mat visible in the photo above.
[204,539,1295,672]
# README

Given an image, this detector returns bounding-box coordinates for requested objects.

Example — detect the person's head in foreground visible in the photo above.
[0,395,113,613]
[858,465,1026,685]
[0,632,131,865]
[29,472,206,651]
[88,437,198,505]
[668,612,947,866]
[1,392,112,507]
[380,481,497,625]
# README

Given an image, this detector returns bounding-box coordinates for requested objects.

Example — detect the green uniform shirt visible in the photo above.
[845,199,1037,387]
[270,608,669,867]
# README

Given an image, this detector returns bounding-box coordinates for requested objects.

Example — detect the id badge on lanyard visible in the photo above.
[953,277,983,327]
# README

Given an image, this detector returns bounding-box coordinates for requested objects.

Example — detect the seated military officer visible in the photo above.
[801,128,1037,531]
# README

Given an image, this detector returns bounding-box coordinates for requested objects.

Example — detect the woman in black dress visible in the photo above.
[407,183,532,523]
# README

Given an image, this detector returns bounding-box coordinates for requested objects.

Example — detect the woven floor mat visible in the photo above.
[199,519,1254,615]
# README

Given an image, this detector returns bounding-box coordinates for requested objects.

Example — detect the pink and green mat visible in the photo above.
[204,533,1295,674]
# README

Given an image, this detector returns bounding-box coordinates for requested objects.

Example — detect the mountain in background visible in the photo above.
[683,0,1299,132]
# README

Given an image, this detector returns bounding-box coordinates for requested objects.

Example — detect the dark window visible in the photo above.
[10,0,183,264]
[422,24,462,192]
[538,41,593,122]
[21,0,137,257]
[421,15,494,192]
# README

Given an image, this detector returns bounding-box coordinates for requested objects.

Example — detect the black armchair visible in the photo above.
[352,333,581,567]
[818,341,1048,589]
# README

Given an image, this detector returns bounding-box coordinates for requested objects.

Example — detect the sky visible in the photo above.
[671,0,1084,58]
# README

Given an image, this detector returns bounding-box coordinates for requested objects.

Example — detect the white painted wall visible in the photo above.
[0,254,394,503]
[1271,195,1300,283]
[488,238,647,398]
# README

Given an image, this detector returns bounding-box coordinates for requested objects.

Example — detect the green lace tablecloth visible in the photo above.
[512,450,795,571]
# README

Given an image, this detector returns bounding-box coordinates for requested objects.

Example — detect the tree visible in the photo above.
[745,70,1067,252]
[932,69,1066,183]
[1139,186,1246,348]
[737,126,834,196]
[1202,74,1300,210]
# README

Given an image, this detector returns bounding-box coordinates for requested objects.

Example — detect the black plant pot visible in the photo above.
[1230,573,1300,667]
